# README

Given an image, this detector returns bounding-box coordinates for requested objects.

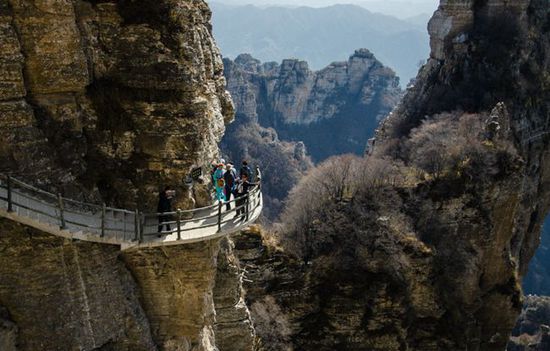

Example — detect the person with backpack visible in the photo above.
[234,173,257,221]
[213,163,226,202]
[240,160,253,181]
[224,163,237,210]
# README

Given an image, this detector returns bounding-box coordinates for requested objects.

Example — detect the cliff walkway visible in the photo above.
[0,175,262,250]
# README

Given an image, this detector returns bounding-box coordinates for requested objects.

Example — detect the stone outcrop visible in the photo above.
[0,1,255,351]
[234,1,550,350]
[0,218,156,350]
[0,0,234,209]
[376,0,550,283]
[221,50,399,218]
[213,238,256,351]
[122,240,222,351]
[223,50,401,162]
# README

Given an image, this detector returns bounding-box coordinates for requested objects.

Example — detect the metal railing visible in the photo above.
[0,174,262,246]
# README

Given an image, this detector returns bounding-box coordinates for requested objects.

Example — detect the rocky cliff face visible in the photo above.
[234,1,550,350]
[0,218,157,351]
[377,0,550,279]
[0,1,257,350]
[223,50,401,162]
[0,0,233,209]
[221,50,400,219]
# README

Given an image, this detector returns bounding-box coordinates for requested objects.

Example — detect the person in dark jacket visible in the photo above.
[240,160,253,181]
[234,174,257,221]
[224,163,237,211]
[157,186,174,236]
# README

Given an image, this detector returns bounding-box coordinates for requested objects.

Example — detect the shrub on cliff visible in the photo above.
[278,154,406,257]
[250,296,292,351]
[401,111,519,184]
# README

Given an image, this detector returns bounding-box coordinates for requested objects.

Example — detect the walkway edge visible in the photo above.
[0,196,263,251]
[0,208,121,246]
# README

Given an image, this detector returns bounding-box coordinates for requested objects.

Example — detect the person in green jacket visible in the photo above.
[213,163,226,202]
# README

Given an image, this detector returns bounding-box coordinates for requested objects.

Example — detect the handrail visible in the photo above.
[0,173,258,217]
[0,173,263,248]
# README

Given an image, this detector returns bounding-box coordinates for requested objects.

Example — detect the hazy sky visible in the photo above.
[211,0,440,18]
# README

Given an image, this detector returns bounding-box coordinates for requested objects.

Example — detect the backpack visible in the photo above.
[217,178,225,188]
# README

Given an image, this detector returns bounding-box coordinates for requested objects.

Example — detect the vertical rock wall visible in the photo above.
[122,241,221,351]
[0,0,234,209]
[0,1,252,350]
[213,238,256,351]
[0,218,157,350]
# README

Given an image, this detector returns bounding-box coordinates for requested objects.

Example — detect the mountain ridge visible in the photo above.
[210,2,430,83]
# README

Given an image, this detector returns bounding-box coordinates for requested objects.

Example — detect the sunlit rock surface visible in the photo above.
[223,50,401,162]
[0,1,252,350]
[234,1,550,350]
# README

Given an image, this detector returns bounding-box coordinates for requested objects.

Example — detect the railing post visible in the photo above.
[100,203,106,237]
[217,201,222,233]
[139,213,144,243]
[7,176,13,212]
[123,211,127,241]
[134,209,139,242]
[245,193,250,221]
[58,193,66,229]
[177,210,182,240]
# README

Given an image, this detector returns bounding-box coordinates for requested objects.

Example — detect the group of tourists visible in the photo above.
[211,160,259,220]
[156,159,261,235]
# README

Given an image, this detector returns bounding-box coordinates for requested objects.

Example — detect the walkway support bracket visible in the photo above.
[7,176,13,213]
[57,193,66,229]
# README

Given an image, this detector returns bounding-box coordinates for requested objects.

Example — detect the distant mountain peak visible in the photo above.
[210,2,430,85]
[351,48,375,59]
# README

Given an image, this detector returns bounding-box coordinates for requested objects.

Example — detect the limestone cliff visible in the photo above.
[0,1,257,350]
[0,218,156,350]
[0,0,234,209]
[234,1,550,350]
[221,51,399,218]
[222,50,401,162]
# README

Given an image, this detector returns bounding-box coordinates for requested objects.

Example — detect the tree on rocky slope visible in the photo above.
[245,2,550,350]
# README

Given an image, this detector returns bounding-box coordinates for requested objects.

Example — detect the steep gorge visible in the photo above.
[223,50,401,163]
[0,0,549,350]
[221,50,401,219]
